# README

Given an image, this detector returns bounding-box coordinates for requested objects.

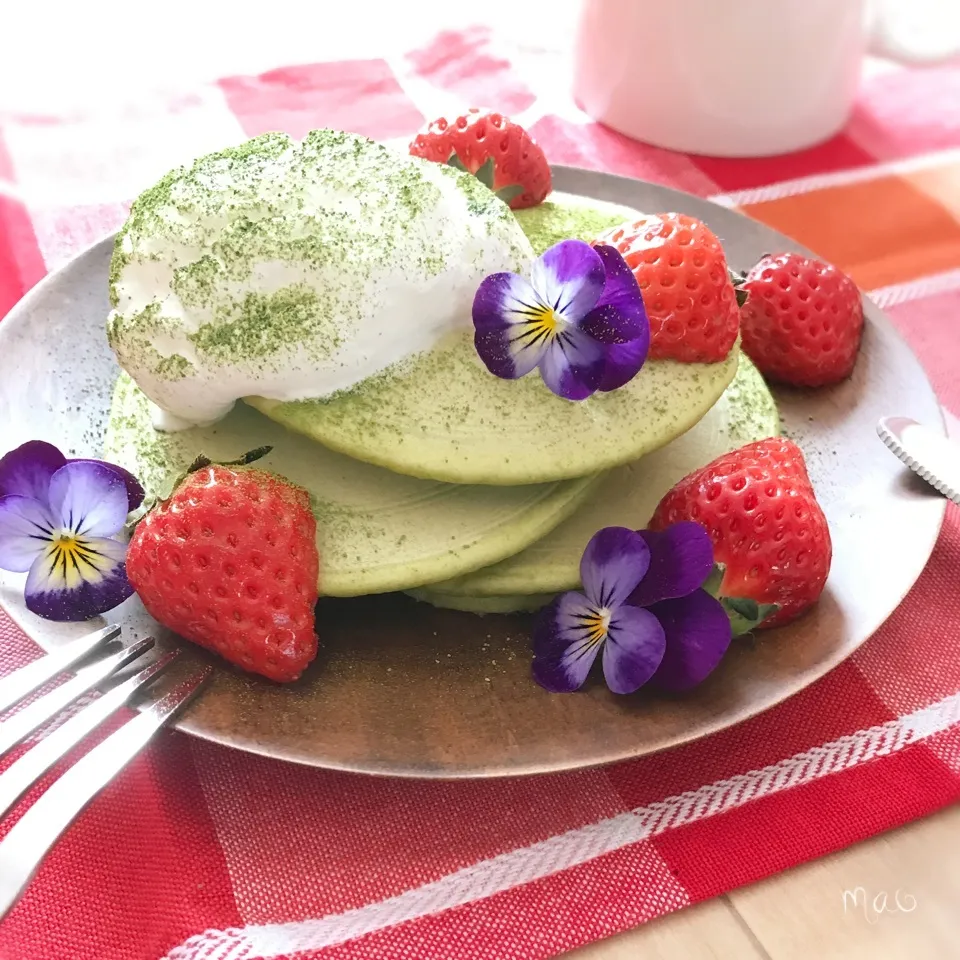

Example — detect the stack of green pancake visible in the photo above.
[105,190,779,614]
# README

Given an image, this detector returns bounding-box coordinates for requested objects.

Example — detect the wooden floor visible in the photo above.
[567,803,960,960]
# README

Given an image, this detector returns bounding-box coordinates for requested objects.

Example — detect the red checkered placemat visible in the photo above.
[2,26,960,960]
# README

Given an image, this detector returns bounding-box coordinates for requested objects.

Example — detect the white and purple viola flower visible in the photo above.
[473,239,649,400]
[0,441,144,622]
[532,523,732,695]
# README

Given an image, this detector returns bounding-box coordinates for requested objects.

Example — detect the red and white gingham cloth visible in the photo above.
[2,26,960,960]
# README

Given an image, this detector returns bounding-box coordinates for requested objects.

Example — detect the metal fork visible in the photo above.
[0,626,211,920]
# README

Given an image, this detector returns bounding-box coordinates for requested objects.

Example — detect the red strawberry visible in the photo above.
[738,253,864,386]
[127,458,319,682]
[409,108,551,210]
[596,214,740,363]
[650,438,831,628]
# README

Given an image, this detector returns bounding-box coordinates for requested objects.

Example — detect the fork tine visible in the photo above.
[0,649,182,821]
[0,636,155,758]
[0,625,120,715]
[0,662,212,921]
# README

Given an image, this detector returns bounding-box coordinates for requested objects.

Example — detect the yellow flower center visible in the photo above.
[42,533,114,589]
[582,607,612,645]
[531,304,559,335]
[513,302,563,351]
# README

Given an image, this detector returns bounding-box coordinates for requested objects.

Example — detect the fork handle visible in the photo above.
[0,664,211,921]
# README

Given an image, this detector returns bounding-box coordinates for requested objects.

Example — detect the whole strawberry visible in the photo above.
[596,214,740,363]
[649,438,831,628]
[738,253,864,387]
[127,456,319,682]
[409,108,551,209]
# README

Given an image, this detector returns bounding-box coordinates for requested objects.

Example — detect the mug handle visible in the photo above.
[869,0,960,64]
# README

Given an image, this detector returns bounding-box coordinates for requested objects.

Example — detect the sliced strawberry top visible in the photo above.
[409,108,551,210]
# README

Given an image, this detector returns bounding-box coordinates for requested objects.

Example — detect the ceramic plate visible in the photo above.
[0,167,946,777]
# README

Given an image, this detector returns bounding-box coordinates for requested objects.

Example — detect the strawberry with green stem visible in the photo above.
[126,448,319,683]
[409,108,551,210]
[650,438,832,630]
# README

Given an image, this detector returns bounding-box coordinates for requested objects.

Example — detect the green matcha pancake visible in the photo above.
[417,355,778,604]
[246,191,739,486]
[105,374,602,597]
[512,191,643,252]
[246,342,738,486]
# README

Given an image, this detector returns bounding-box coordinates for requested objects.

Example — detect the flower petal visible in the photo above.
[580,526,651,609]
[0,495,57,572]
[580,245,649,345]
[532,591,605,692]
[48,461,130,537]
[630,522,715,607]
[473,272,552,379]
[539,326,605,400]
[0,441,66,503]
[598,338,649,393]
[70,459,145,512]
[531,240,605,324]
[602,604,666,694]
[649,590,733,692]
[25,535,133,622]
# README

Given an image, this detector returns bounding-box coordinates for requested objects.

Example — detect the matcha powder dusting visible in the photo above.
[106,128,533,429]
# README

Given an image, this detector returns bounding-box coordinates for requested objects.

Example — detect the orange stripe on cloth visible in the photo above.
[739,161,960,290]
[906,164,960,225]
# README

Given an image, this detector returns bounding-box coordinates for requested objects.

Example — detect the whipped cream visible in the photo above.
[107,130,533,429]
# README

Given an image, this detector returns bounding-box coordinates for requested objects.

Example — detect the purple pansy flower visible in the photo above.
[473,239,650,401]
[532,523,732,695]
[0,441,144,622]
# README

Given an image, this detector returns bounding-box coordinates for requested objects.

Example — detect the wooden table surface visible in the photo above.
[566,803,959,959]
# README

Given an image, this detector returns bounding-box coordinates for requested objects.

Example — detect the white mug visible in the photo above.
[573,0,960,157]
